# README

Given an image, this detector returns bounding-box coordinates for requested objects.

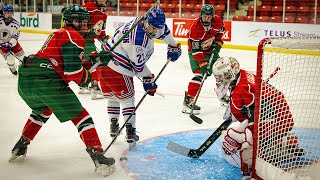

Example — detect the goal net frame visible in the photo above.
[252,37,320,180]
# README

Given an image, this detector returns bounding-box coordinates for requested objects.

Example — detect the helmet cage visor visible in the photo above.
[143,20,164,39]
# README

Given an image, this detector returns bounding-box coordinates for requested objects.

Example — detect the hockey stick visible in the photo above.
[189,73,208,124]
[166,67,281,158]
[167,106,232,158]
[102,59,171,155]
[89,0,160,73]
[189,52,216,124]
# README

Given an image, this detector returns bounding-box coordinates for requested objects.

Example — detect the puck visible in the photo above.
[120,157,128,161]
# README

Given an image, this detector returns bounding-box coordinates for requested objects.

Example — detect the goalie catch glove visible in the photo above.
[142,74,157,96]
[222,119,253,155]
[167,43,181,62]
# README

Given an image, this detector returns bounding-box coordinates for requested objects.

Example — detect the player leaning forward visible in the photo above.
[213,57,305,179]
[182,4,225,115]
[9,5,115,176]
[99,8,181,149]
[0,5,24,75]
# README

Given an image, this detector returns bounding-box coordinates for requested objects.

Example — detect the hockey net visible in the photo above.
[252,37,320,180]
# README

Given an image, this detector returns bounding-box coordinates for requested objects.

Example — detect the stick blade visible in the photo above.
[189,114,203,124]
[166,142,191,157]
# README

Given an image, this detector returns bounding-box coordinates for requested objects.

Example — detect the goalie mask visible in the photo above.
[200,4,214,29]
[212,57,240,83]
[143,9,165,39]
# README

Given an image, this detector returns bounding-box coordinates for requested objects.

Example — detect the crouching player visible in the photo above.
[212,57,304,179]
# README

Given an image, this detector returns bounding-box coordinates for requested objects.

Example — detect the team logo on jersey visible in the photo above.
[50,58,58,66]
[0,29,10,41]
[136,47,143,54]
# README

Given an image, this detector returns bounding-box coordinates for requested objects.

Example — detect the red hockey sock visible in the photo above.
[71,108,103,152]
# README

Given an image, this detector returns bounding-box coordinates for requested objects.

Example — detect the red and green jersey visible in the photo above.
[187,15,225,63]
[83,2,108,40]
[36,27,87,85]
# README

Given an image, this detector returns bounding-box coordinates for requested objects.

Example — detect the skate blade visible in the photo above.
[91,94,104,100]
[182,109,200,115]
[78,91,91,94]
[95,164,116,177]
[8,153,26,163]
[128,141,137,151]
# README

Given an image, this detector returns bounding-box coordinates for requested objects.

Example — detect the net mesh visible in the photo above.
[254,37,320,180]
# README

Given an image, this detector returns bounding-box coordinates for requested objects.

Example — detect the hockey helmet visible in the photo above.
[4,5,14,22]
[200,4,214,27]
[212,57,240,82]
[63,5,90,31]
[143,8,166,38]
[63,5,90,24]
[4,5,14,13]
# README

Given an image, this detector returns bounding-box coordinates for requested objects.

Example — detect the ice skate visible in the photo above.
[78,86,91,94]
[86,147,116,177]
[125,123,139,150]
[182,92,200,115]
[9,136,29,162]
[91,84,104,100]
[9,66,17,75]
[109,118,119,137]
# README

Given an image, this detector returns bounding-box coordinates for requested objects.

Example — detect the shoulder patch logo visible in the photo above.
[50,58,58,66]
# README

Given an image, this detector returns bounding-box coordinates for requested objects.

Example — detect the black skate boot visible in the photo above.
[86,147,116,176]
[182,92,201,115]
[109,118,119,137]
[9,136,30,162]
[9,66,17,75]
[125,123,139,150]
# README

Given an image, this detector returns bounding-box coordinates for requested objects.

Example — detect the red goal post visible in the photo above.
[252,37,320,180]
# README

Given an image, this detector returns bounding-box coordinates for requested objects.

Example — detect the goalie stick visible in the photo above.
[166,117,232,158]
[167,67,281,158]
[89,0,160,73]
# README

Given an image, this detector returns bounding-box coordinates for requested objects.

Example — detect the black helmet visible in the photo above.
[63,5,90,24]
[200,4,214,27]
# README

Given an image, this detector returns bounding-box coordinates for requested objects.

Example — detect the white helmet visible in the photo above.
[212,57,240,82]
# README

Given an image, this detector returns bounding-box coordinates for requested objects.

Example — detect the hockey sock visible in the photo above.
[187,75,203,97]
[22,108,52,141]
[71,108,102,152]
[107,97,120,124]
[121,98,136,128]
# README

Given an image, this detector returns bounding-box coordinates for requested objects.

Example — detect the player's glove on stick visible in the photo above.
[143,74,158,96]
[90,50,113,66]
[167,43,181,62]
[199,60,211,76]
[211,42,222,54]
[1,42,12,51]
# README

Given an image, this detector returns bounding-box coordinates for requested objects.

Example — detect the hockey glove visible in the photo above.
[221,120,253,155]
[167,43,181,62]
[1,42,12,51]
[211,42,222,54]
[89,50,113,66]
[143,74,158,96]
[198,60,212,76]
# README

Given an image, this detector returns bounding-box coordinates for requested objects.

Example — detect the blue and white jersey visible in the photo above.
[103,17,177,77]
[0,15,20,46]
